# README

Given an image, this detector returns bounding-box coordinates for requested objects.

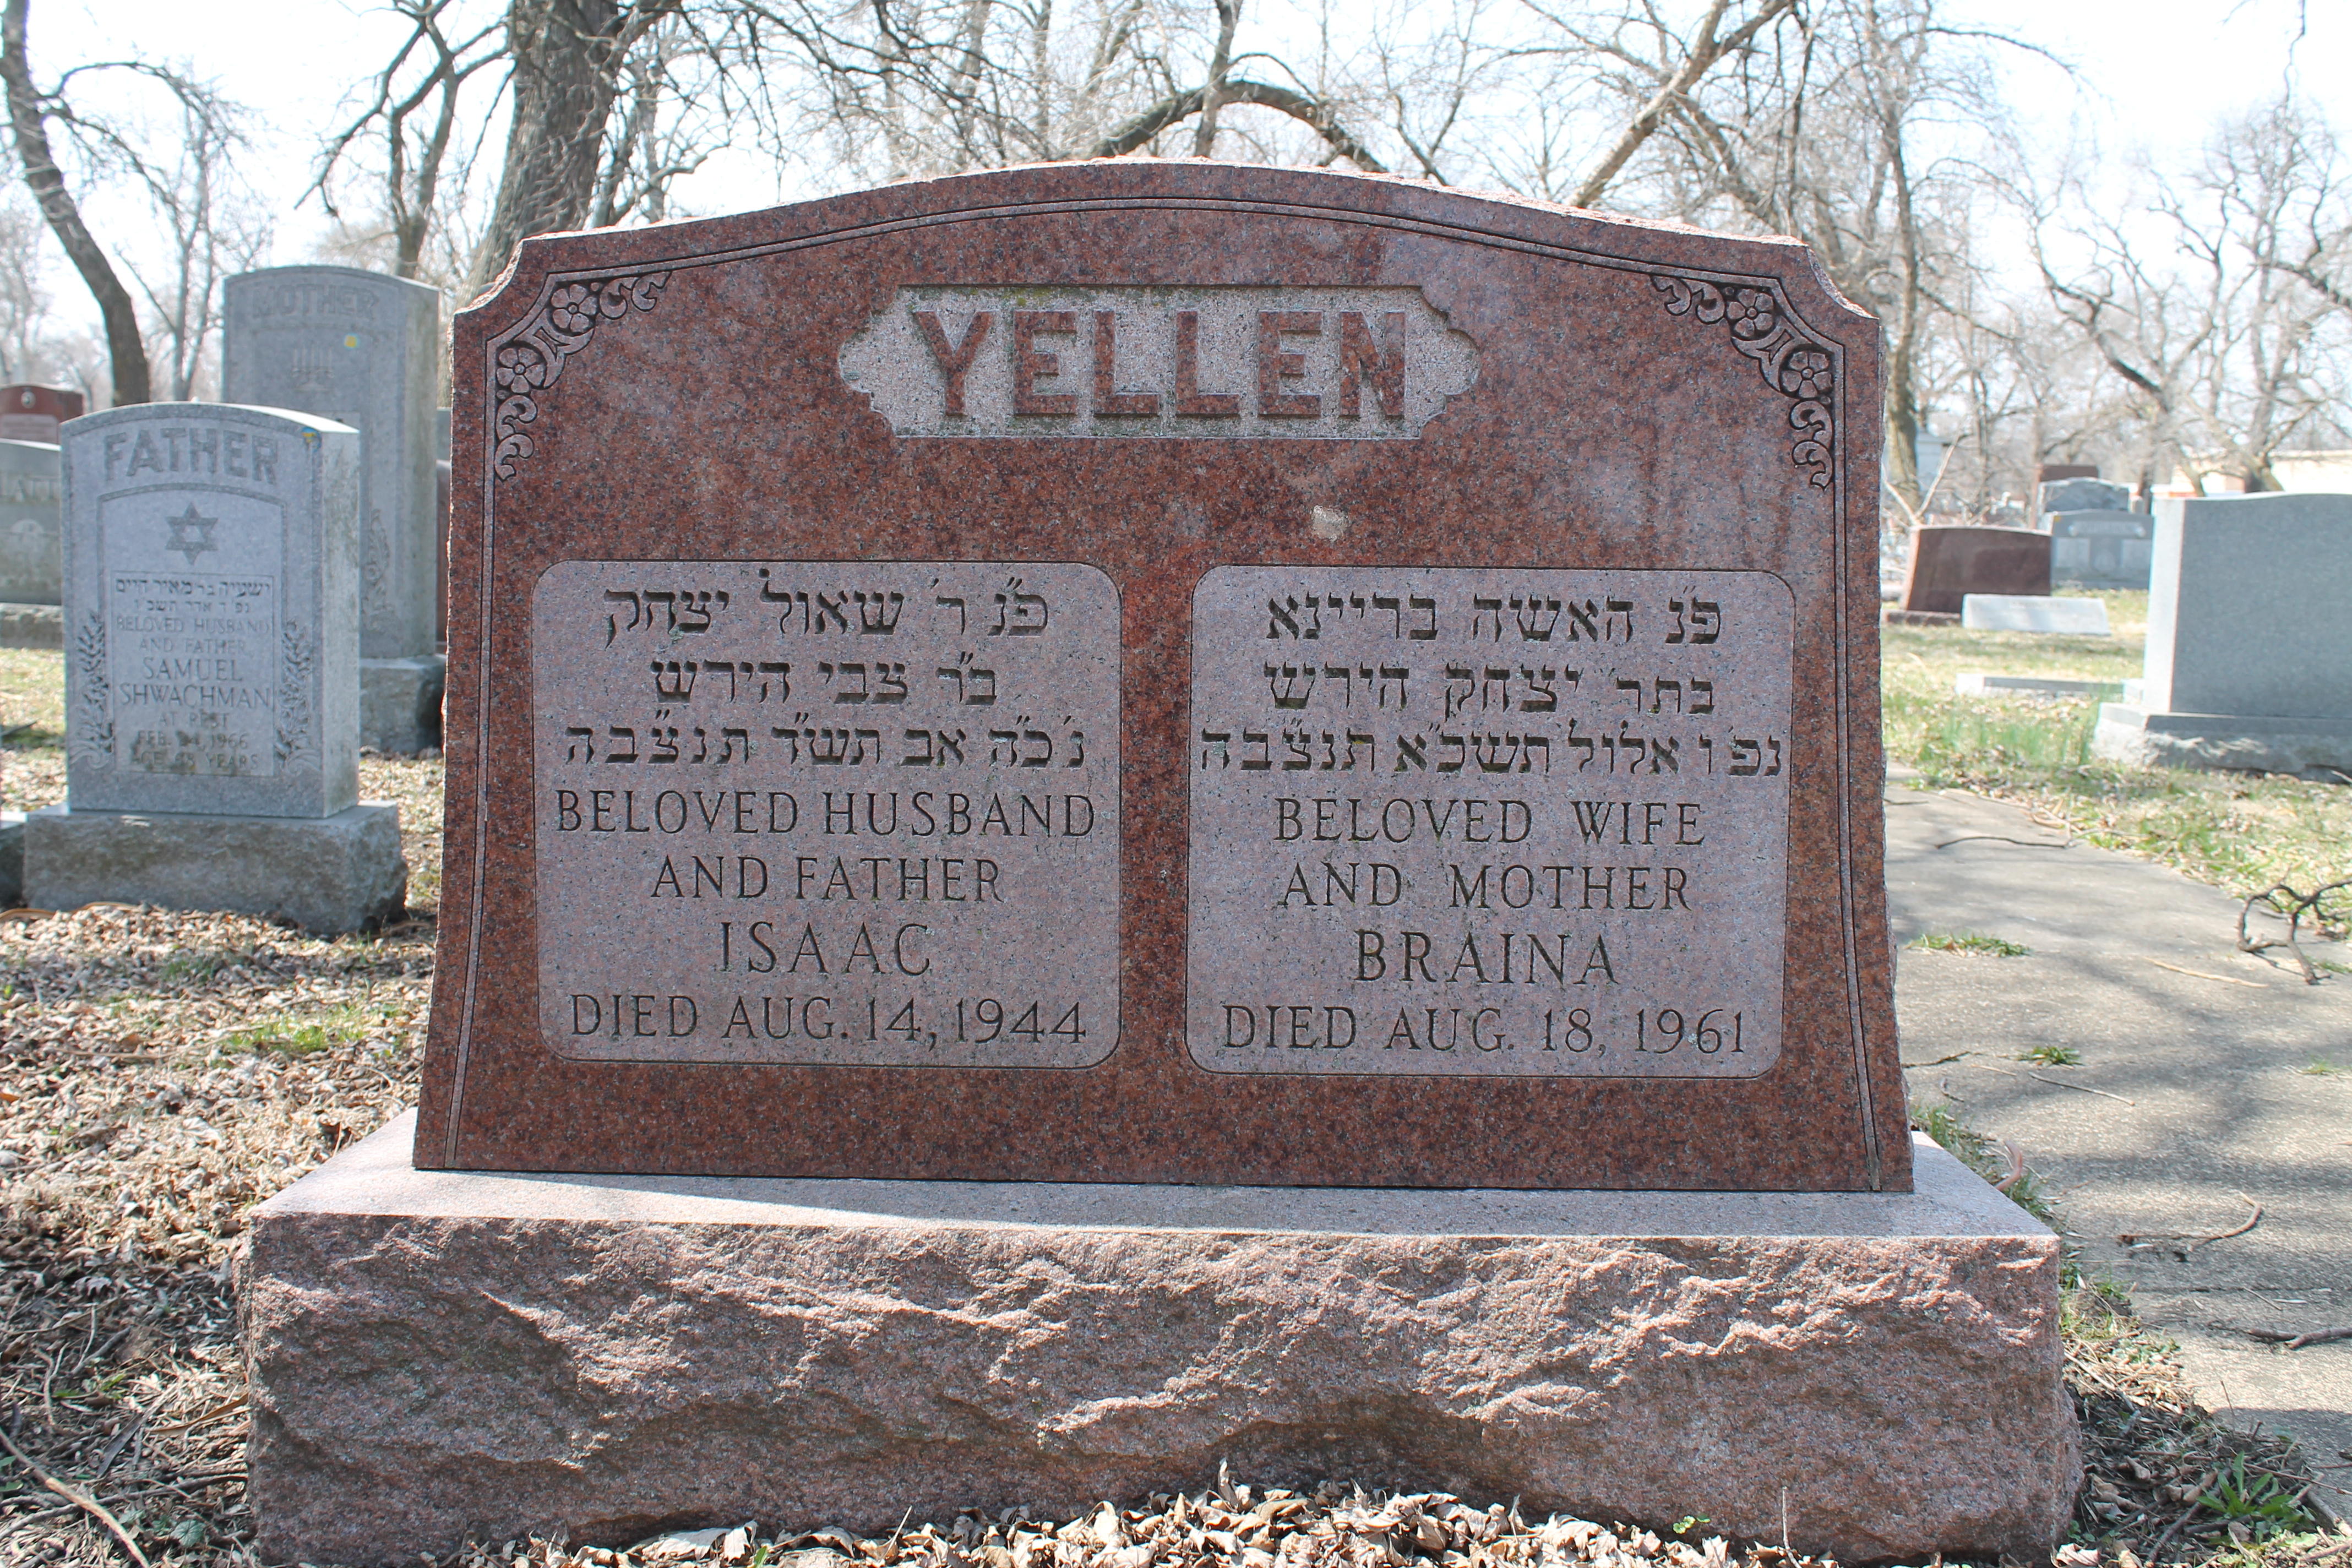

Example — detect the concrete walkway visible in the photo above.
[1884,767,2352,1522]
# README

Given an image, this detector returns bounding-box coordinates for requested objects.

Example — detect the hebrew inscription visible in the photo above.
[533,559,1121,1066]
[840,287,1479,439]
[1189,566,1793,1077]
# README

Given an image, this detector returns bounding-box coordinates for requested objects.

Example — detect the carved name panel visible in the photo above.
[840,287,1478,439]
[532,559,1121,1067]
[1190,567,1793,1077]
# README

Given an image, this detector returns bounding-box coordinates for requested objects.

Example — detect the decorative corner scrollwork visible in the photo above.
[1651,274,1836,490]
[492,272,672,479]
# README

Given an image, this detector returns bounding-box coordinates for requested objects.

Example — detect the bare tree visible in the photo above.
[313,0,507,281]
[0,0,149,404]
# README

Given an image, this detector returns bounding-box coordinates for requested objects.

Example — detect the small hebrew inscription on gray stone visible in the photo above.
[533,559,1122,1066]
[840,287,1478,439]
[1188,566,1793,1077]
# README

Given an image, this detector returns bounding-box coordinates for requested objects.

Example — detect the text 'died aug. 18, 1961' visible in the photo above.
[1189,566,1793,1077]
[532,560,1120,1067]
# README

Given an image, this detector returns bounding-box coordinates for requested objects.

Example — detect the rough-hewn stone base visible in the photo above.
[243,1114,2078,1566]
[23,803,406,933]
[0,601,61,649]
[2094,702,2352,778]
[360,654,445,754]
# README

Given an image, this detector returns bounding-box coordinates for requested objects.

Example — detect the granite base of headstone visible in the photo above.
[359,652,443,754]
[247,1113,2074,1567]
[0,811,23,905]
[0,602,61,649]
[24,404,407,932]
[1961,594,2110,635]
[23,803,405,929]
[239,165,2076,1561]
[1956,673,2121,700]
[2046,509,2152,589]
[2094,493,2352,778]
[1899,525,2050,616]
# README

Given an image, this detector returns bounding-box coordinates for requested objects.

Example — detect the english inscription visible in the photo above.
[1188,566,1793,1077]
[840,286,1479,439]
[533,559,1122,1066]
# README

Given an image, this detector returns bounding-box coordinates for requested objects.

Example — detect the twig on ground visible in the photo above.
[2247,1326,2352,1350]
[2146,958,2268,988]
[2122,1196,2264,1251]
[2144,1472,2216,1563]
[2238,878,2352,985]
[0,1417,154,1568]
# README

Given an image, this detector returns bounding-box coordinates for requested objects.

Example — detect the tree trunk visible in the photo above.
[468,0,645,297]
[1,0,150,405]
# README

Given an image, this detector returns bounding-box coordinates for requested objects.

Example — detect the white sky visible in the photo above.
[26,0,2352,281]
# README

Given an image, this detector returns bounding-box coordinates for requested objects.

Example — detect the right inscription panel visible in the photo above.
[1189,566,1793,1077]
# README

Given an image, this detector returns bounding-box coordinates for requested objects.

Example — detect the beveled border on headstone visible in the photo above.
[61,404,360,818]
[419,162,1907,1191]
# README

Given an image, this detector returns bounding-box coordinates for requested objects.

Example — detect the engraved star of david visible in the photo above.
[164,503,220,567]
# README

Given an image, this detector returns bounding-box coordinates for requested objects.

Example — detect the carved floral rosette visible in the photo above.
[492,273,671,478]
[1651,275,1838,489]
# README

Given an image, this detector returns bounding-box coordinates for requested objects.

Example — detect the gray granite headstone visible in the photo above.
[60,405,360,818]
[0,440,62,605]
[2094,493,2352,776]
[2046,509,2152,590]
[224,268,440,658]
[2035,477,2130,518]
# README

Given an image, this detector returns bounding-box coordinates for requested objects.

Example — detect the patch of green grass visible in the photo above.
[2202,1455,2311,1539]
[1913,1099,2058,1227]
[1882,616,2352,904]
[225,1003,386,1058]
[0,648,64,747]
[1905,929,2031,956]
[156,948,242,985]
[2302,1059,2339,1077]
[2020,1043,2084,1066]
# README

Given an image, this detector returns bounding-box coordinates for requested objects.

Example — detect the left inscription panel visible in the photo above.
[533,560,1123,1068]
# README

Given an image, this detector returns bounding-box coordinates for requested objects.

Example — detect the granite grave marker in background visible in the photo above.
[1900,524,2051,616]
[23,404,406,930]
[0,384,83,444]
[224,265,445,752]
[2095,492,2352,776]
[0,439,62,606]
[2046,508,2152,590]
[2035,476,2130,517]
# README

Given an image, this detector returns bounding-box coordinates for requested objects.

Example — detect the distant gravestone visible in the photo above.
[224,265,445,752]
[2095,493,2352,776]
[2034,462,2098,485]
[22,404,407,930]
[0,439,62,605]
[0,385,84,444]
[2046,509,2152,590]
[1960,594,2110,635]
[2035,477,2129,516]
[1900,525,2051,616]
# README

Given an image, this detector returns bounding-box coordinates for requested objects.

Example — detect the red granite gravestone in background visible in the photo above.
[417,162,1907,1192]
[0,385,84,444]
[1902,525,2052,616]
[2035,462,2098,484]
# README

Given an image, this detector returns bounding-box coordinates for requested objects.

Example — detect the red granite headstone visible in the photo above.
[2034,463,2097,484]
[1901,526,2052,616]
[416,163,1907,1191]
[0,384,84,444]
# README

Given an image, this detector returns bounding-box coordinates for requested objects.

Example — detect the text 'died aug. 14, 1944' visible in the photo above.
[531,560,1121,1068]
[1189,565,1794,1077]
